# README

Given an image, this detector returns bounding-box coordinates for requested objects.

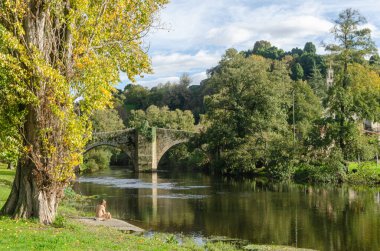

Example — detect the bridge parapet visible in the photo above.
[92,129,135,141]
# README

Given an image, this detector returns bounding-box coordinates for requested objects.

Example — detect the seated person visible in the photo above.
[95,199,112,220]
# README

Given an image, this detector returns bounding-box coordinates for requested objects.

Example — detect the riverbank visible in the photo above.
[0,164,314,251]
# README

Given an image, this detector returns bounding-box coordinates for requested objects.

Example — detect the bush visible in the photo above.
[347,163,380,185]
[64,187,78,200]
[294,162,345,183]
[80,159,99,173]
[293,147,346,183]
[82,148,113,173]
[52,215,67,228]
[267,162,296,180]
[221,147,257,174]
[188,149,209,169]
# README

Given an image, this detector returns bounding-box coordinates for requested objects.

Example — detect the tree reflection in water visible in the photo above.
[75,167,380,251]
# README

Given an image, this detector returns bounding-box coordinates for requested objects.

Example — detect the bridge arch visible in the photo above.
[84,142,136,169]
[156,139,190,168]
[84,142,122,154]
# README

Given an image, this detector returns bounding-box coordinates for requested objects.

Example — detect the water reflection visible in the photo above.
[152,172,157,219]
[74,167,380,251]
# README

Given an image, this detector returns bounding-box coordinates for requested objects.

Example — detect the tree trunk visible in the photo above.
[1,160,59,224]
[340,61,349,164]
[7,162,14,170]
[1,107,62,224]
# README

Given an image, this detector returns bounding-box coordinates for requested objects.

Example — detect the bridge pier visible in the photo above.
[136,127,157,172]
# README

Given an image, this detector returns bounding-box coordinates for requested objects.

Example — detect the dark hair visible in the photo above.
[99,199,106,204]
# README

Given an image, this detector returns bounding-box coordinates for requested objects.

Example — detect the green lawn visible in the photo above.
[0,163,14,208]
[0,217,211,251]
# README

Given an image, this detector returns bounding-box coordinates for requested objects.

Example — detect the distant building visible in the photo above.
[364,120,380,132]
[326,63,334,88]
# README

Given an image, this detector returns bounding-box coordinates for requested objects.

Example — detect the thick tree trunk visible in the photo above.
[1,161,59,224]
[1,107,62,224]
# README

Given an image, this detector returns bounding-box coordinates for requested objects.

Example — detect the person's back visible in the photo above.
[95,204,105,218]
[95,199,112,220]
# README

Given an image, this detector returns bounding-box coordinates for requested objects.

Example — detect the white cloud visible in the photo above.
[118,0,380,89]
[137,71,207,88]
[191,71,207,85]
[365,23,380,39]
[137,76,180,88]
[135,71,207,88]
[151,50,220,77]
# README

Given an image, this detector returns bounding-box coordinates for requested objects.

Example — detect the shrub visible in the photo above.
[64,187,77,200]
[267,162,296,180]
[294,162,345,183]
[82,148,113,173]
[52,215,67,228]
[346,163,380,185]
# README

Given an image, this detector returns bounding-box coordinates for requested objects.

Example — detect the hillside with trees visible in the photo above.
[93,9,380,184]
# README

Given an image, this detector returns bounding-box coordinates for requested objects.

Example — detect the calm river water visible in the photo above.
[74,166,380,251]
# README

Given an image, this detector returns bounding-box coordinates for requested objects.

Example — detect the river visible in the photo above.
[73,166,380,251]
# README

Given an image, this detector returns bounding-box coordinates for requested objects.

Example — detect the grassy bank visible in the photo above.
[347,161,380,185]
[0,164,313,251]
[0,163,13,207]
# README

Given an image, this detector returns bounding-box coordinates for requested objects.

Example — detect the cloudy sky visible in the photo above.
[118,0,380,89]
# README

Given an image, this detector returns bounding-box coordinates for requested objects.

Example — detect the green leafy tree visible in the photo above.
[123,84,150,111]
[92,109,125,133]
[128,105,195,131]
[308,65,328,101]
[290,48,303,57]
[325,8,378,160]
[304,42,317,54]
[369,54,380,66]
[0,0,167,223]
[202,49,292,174]
[298,53,317,79]
[290,80,323,139]
[245,40,285,60]
[291,63,304,81]
[252,40,272,53]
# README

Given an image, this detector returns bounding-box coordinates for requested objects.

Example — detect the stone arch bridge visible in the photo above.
[85,127,196,172]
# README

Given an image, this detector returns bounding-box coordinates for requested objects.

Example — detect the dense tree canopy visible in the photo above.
[107,10,379,178]
[128,105,195,131]
[200,49,292,174]
[325,8,378,159]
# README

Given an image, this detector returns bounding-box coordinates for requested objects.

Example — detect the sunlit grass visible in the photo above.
[349,161,379,172]
[0,163,13,208]
[347,161,380,185]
